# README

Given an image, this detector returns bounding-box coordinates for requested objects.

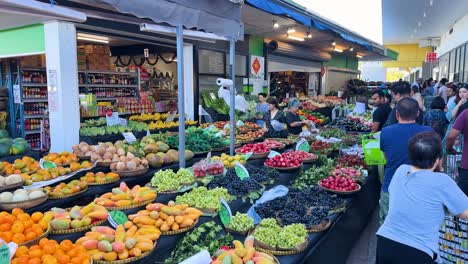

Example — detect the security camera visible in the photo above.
[216,78,233,87]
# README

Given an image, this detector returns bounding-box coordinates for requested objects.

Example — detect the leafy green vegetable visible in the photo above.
[292,158,335,189]
[165,221,233,263]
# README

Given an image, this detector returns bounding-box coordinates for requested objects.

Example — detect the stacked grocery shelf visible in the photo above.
[21,68,48,149]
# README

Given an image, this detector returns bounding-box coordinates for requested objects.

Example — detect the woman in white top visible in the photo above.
[412,85,425,111]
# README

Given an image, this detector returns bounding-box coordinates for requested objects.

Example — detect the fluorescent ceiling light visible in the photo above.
[306,32,312,38]
[286,34,304,41]
[273,20,279,29]
[356,54,363,58]
[333,48,343,52]
[349,47,354,51]
[332,41,336,46]
[77,33,109,44]
[287,27,295,33]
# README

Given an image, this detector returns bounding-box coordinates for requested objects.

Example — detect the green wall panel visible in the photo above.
[0,24,45,58]
[324,53,358,70]
[249,35,264,56]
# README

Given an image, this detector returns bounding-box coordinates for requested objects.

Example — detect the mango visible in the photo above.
[84,231,102,240]
[146,203,164,212]
[245,261,254,264]
[92,252,105,261]
[70,206,83,219]
[243,248,255,262]
[111,193,131,201]
[97,240,112,252]
[244,235,254,249]
[125,238,137,249]
[119,182,129,192]
[135,241,153,252]
[128,248,142,257]
[161,206,184,216]
[50,219,70,230]
[111,242,125,253]
[71,219,83,229]
[149,211,159,219]
[96,199,116,207]
[98,234,115,242]
[112,188,124,195]
[222,255,232,264]
[115,225,126,242]
[231,254,242,264]
[87,211,108,220]
[115,200,132,207]
[118,249,129,260]
[82,239,98,250]
[82,216,92,226]
[80,203,95,216]
[92,226,115,235]
[104,252,118,261]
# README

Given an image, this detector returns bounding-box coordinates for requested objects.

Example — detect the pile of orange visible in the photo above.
[0,208,49,245]
[43,152,78,166]
[11,238,90,264]
[80,171,120,184]
[69,161,93,172]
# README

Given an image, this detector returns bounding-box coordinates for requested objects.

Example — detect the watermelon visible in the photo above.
[10,142,27,155]
[0,130,9,139]
[0,140,11,157]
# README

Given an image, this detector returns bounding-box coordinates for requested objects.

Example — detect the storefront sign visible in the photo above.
[250,56,264,79]
[425,52,437,63]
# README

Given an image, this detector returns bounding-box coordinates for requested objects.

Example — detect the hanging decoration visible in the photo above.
[114,53,176,67]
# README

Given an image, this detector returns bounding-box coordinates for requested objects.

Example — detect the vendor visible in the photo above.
[255,93,269,126]
[285,99,309,135]
[262,98,288,138]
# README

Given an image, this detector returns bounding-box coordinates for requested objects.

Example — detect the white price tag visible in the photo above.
[106,112,120,126]
[13,85,21,104]
[119,118,128,126]
[122,132,136,144]
[179,250,212,264]
[166,111,177,122]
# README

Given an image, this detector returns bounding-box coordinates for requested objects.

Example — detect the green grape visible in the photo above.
[227,212,254,231]
[150,168,195,192]
[175,187,230,210]
[253,219,307,248]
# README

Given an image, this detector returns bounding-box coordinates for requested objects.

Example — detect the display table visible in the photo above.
[36,156,380,264]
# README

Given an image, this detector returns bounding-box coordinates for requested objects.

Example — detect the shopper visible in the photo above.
[445,84,457,121]
[255,93,269,126]
[411,77,423,91]
[423,96,449,138]
[379,97,433,224]
[438,78,448,103]
[442,84,467,156]
[285,99,309,135]
[377,132,468,264]
[262,98,288,138]
[370,90,392,132]
[411,85,425,111]
[385,81,424,127]
[433,80,439,96]
[446,109,468,195]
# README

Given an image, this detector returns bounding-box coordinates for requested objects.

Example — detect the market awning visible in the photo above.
[245,0,311,26]
[85,0,243,40]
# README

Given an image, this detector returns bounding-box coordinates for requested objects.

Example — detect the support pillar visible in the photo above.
[44,21,80,152]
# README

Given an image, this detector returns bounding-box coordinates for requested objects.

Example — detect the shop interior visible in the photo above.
[1,32,179,150]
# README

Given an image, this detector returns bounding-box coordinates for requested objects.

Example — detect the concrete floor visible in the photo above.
[346,208,380,264]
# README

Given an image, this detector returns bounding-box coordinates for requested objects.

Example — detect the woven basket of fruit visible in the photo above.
[307,219,331,233]
[51,218,107,235]
[88,177,120,186]
[48,187,88,200]
[0,188,49,210]
[93,244,155,264]
[161,219,199,235]
[106,199,155,211]
[77,155,91,160]
[112,167,149,177]
[0,180,24,192]
[264,163,302,172]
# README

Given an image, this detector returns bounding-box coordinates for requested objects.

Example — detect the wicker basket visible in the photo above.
[112,167,149,177]
[20,226,51,247]
[94,244,154,264]
[78,155,91,160]
[87,177,120,186]
[161,219,199,235]
[195,207,218,216]
[254,239,309,256]
[225,226,253,236]
[50,219,107,234]
[96,161,115,167]
[0,189,49,210]
[145,182,196,194]
[235,149,270,159]
[49,187,88,200]
[264,163,303,172]
[104,198,155,211]
[307,219,331,233]
[302,157,318,164]
[318,182,361,195]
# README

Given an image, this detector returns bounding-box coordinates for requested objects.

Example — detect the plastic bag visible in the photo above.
[247,185,289,224]
[193,160,208,178]
[271,120,286,132]
[206,160,224,176]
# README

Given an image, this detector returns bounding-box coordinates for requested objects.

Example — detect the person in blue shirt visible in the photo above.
[254,93,269,126]
[377,131,468,264]
[379,97,433,224]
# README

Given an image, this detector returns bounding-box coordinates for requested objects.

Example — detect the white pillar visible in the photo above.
[44,21,80,152]
[183,44,194,120]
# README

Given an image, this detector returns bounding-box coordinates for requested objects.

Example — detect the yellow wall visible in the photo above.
[383,44,432,68]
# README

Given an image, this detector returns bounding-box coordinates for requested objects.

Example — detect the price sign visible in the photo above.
[219,198,232,226]
[122,132,136,144]
[166,111,177,122]
[296,138,310,152]
[146,130,150,137]
[108,211,128,228]
[106,112,120,126]
[0,243,11,263]
[234,161,249,180]
[119,118,128,126]
[268,151,281,159]
[244,152,253,160]
[39,159,57,169]
[236,120,244,127]
[13,85,21,104]
[179,250,212,264]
